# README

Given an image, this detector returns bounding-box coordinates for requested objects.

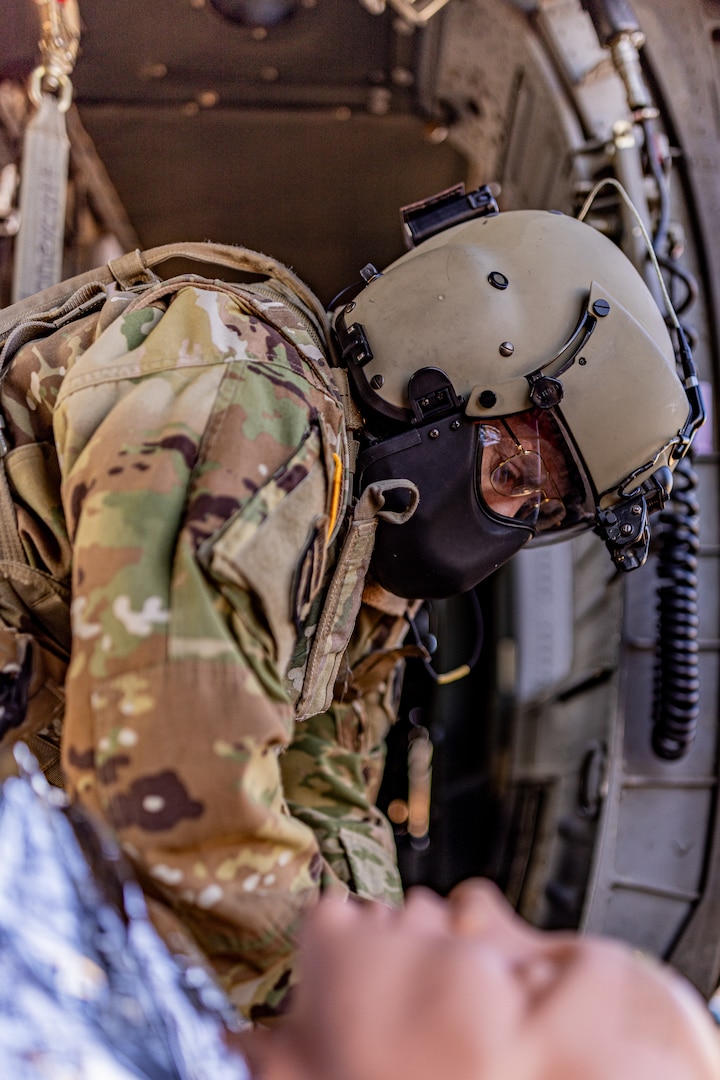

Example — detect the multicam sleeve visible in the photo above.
[53,286,348,1022]
[280,588,420,908]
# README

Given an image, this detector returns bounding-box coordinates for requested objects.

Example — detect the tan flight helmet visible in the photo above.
[335,186,703,599]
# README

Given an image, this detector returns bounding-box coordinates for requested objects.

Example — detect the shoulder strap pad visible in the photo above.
[0,241,332,353]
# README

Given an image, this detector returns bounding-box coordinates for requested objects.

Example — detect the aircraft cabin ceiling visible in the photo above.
[3,0,471,303]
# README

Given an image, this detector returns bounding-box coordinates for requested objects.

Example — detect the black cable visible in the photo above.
[651,455,701,760]
[406,589,484,686]
[655,253,699,317]
[641,117,671,253]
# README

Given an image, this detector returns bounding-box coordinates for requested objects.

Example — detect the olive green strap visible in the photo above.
[0,415,24,566]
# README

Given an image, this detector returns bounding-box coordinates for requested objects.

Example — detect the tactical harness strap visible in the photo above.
[295,479,419,720]
[0,241,336,354]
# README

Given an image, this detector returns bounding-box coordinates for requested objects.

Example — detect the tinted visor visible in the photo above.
[476,407,596,538]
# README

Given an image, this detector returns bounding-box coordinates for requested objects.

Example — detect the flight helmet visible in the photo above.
[334,186,703,599]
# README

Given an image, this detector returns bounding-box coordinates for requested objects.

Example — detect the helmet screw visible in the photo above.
[488,271,509,290]
[620,523,633,535]
[499,341,514,357]
[450,419,460,430]
[420,397,430,407]
[345,301,356,313]
[429,428,440,439]
[593,298,611,317]
[478,390,497,408]
[578,356,587,366]
[370,374,385,389]
[631,504,642,515]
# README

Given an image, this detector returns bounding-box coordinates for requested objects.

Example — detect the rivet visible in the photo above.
[478,390,497,408]
[450,419,460,430]
[370,374,385,390]
[578,356,587,366]
[391,65,414,88]
[197,90,219,108]
[499,341,514,357]
[429,428,440,439]
[593,298,611,317]
[620,523,633,535]
[631,504,642,515]
[420,397,430,407]
[488,271,509,290]
[138,62,168,80]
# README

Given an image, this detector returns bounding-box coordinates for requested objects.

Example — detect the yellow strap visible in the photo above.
[435,664,471,686]
[326,453,343,541]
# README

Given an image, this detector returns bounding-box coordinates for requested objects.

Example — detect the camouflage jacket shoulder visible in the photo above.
[0,273,408,1020]
[0,275,350,686]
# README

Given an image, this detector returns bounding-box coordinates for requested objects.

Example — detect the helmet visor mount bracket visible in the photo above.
[527,301,600,410]
[466,289,602,422]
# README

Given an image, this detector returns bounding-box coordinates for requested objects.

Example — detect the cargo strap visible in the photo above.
[11,0,81,302]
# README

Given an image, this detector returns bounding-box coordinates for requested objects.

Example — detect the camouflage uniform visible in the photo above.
[0,273,414,1020]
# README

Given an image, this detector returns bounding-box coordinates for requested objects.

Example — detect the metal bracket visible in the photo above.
[596,495,650,571]
[338,319,374,368]
[401,184,499,249]
[407,366,462,423]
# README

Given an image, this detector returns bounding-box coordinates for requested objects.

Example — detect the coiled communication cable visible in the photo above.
[652,453,701,759]
[578,172,704,761]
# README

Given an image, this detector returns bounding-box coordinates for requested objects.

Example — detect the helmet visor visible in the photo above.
[476,408,596,539]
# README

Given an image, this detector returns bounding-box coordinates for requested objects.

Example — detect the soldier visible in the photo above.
[0,189,703,1019]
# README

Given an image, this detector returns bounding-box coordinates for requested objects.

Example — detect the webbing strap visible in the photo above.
[0,241,333,352]
[11,93,70,302]
[327,366,363,475]
[295,480,419,720]
[0,457,25,565]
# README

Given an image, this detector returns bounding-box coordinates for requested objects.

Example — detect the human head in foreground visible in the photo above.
[335,185,704,599]
[245,879,720,1080]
